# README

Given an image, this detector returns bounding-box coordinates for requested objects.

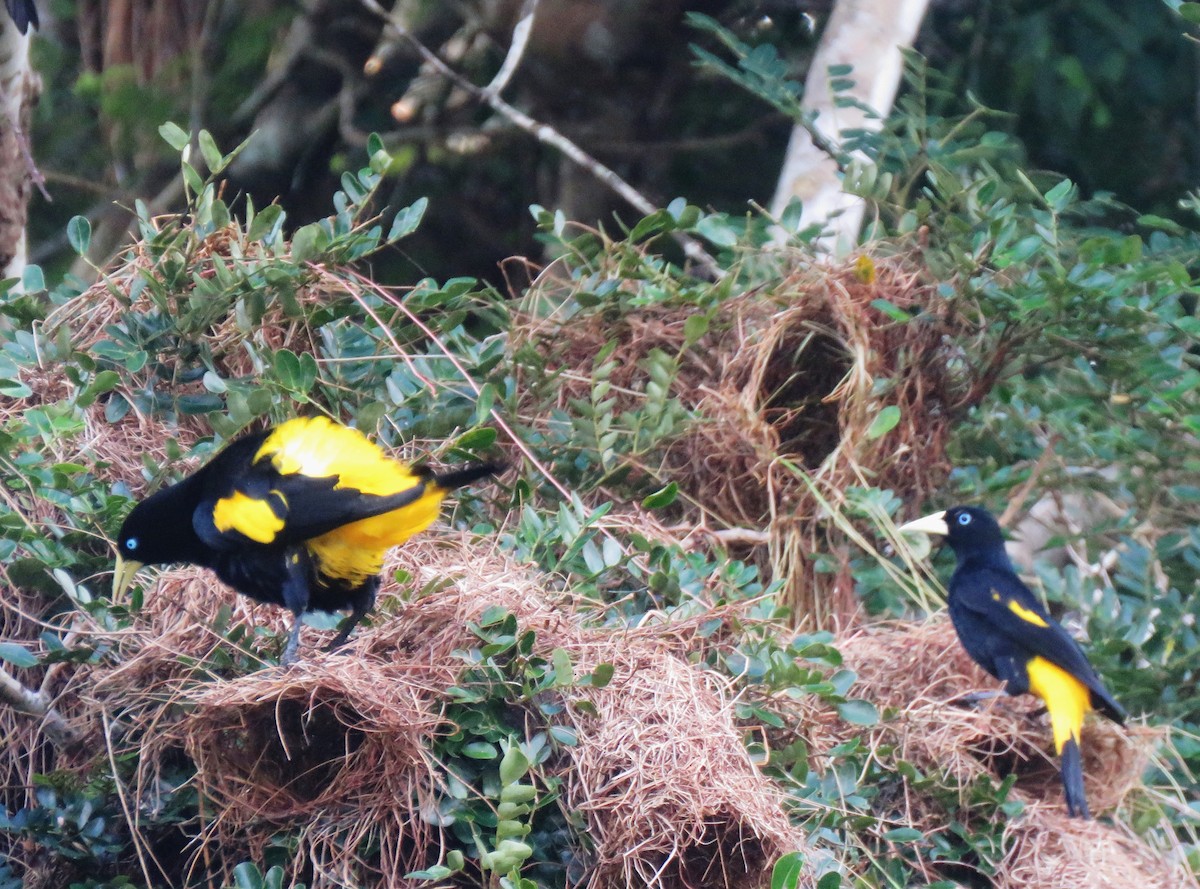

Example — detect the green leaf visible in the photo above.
[551,647,573,685]
[159,121,190,151]
[780,197,804,232]
[247,204,284,243]
[462,741,498,760]
[198,130,224,174]
[883,827,924,842]
[588,662,614,689]
[388,197,429,242]
[1136,214,1185,235]
[836,699,878,726]
[475,382,497,425]
[405,865,453,880]
[1043,177,1074,210]
[642,482,679,510]
[499,744,530,785]
[771,852,805,889]
[1181,2,1200,22]
[22,264,44,293]
[629,209,671,241]
[274,349,303,389]
[177,394,224,415]
[231,861,265,889]
[291,222,329,263]
[695,214,739,247]
[0,379,32,398]
[262,866,285,889]
[549,725,578,746]
[870,298,910,322]
[456,427,498,451]
[865,405,900,440]
[181,162,205,196]
[816,872,842,889]
[683,313,709,345]
[66,216,91,256]
[0,643,38,669]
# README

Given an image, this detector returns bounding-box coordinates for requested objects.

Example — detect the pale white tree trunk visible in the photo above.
[769,0,931,257]
[0,11,37,279]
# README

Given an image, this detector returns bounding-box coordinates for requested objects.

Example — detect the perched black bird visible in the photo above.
[899,505,1125,819]
[114,416,500,664]
[5,0,37,34]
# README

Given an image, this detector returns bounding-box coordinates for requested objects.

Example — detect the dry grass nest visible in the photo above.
[79,537,804,889]
[773,617,1191,888]
[513,255,987,625]
[12,221,366,491]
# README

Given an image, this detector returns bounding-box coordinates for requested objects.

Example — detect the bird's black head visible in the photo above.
[937,506,1005,556]
[116,493,191,568]
[113,479,210,596]
[900,505,1008,563]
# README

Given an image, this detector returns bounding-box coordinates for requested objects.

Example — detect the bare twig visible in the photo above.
[359,0,722,278]
[702,527,771,546]
[5,111,50,201]
[484,0,538,98]
[997,434,1062,529]
[0,664,81,750]
[103,710,162,888]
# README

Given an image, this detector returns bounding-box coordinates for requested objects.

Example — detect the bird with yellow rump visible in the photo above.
[899,505,1125,818]
[113,416,500,664]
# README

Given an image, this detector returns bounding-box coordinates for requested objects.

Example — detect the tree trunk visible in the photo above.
[769,0,930,257]
[0,10,37,278]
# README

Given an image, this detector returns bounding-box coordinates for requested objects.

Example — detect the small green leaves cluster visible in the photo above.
[225,863,305,889]
[412,608,606,887]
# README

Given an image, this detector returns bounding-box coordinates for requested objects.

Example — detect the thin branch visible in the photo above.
[103,710,162,888]
[998,434,1062,529]
[484,0,538,98]
[5,111,50,201]
[0,664,81,750]
[360,0,721,278]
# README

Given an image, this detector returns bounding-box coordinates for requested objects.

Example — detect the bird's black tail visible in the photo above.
[432,463,503,491]
[1060,736,1091,819]
[5,0,38,33]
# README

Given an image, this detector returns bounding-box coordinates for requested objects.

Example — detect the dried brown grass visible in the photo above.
[81,538,803,889]
[513,255,979,628]
[786,618,1192,888]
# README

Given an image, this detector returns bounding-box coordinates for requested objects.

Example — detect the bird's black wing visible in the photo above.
[953,565,1124,721]
[191,453,432,550]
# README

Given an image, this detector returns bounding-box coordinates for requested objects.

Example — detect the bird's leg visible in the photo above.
[280,548,313,666]
[952,689,1005,708]
[281,620,303,667]
[325,577,378,652]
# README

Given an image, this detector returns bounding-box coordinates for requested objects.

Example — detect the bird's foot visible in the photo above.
[950,689,1004,708]
[280,620,303,667]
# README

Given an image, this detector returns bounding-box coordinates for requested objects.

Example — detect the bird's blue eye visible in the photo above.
[957,513,972,526]
[124,538,138,551]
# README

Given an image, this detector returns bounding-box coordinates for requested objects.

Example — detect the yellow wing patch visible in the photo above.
[307,486,447,585]
[212,490,287,544]
[257,417,423,496]
[1027,655,1091,754]
[257,418,455,584]
[1006,598,1049,628]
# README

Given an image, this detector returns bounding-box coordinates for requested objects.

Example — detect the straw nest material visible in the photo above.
[85,538,804,889]
[782,618,1190,888]
[513,255,983,627]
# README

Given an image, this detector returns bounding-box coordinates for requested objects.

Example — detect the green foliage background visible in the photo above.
[4,2,1200,887]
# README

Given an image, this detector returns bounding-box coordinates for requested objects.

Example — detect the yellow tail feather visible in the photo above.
[1026,655,1091,753]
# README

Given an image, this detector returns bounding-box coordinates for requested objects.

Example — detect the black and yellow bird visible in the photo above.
[899,505,1125,819]
[113,416,500,664]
